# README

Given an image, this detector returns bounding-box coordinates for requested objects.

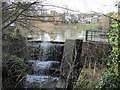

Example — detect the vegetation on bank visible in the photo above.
[2,28,29,88]
[96,11,120,89]
[74,5,120,90]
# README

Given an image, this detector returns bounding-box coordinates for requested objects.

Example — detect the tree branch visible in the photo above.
[17,18,62,22]
[2,2,37,31]
[41,4,82,13]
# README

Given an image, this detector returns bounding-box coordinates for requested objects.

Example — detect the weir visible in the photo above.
[26,33,83,89]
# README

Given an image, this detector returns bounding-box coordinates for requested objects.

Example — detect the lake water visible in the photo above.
[27,29,85,41]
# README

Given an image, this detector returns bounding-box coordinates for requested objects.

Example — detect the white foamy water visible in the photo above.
[26,75,59,88]
[26,39,64,88]
[28,60,59,69]
[39,42,52,61]
[28,60,60,75]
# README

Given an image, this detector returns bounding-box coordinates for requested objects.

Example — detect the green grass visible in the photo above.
[76,23,104,32]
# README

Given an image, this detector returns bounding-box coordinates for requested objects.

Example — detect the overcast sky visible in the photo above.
[43,0,120,14]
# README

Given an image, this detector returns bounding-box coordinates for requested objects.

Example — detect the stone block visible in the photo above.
[60,39,83,88]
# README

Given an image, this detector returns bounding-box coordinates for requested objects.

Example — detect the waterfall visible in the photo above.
[39,43,52,61]
[28,60,60,75]
[26,36,64,88]
[26,75,59,88]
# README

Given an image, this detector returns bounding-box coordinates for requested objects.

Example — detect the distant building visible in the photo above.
[99,15,106,24]
[70,14,79,21]
[49,10,60,21]
[78,14,104,24]
[91,16,100,23]
[45,11,106,24]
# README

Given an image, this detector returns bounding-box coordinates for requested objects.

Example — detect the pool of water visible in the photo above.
[27,29,85,41]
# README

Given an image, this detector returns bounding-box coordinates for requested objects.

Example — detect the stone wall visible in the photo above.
[81,41,111,69]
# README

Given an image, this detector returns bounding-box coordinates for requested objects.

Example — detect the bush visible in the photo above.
[96,72,120,89]
[2,28,29,89]
[2,29,28,60]
[2,53,29,88]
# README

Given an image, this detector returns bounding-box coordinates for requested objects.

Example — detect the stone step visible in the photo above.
[26,75,59,88]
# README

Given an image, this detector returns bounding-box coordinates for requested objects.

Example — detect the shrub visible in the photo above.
[2,29,28,60]
[96,72,120,89]
[2,53,29,88]
[2,29,29,89]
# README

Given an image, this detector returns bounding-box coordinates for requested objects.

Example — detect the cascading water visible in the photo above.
[39,43,51,61]
[28,60,60,75]
[26,75,59,88]
[26,33,64,89]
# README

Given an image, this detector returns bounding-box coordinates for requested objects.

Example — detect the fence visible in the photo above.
[85,29,109,43]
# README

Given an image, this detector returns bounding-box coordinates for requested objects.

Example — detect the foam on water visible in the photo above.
[26,75,59,88]
[28,60,60,75]
[28,60,59,69]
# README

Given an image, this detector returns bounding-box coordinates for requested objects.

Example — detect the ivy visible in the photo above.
[96,72,120,89]
[97,5,120,89]
[107,13,119,72]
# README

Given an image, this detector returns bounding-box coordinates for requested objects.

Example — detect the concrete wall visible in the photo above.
[81,41,111,69]
[60,39,83,89]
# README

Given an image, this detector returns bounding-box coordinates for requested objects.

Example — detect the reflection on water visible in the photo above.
[38,32,41,40]
[28,29,85,41]
[54,33,63,41]
[77,30,85,40]
[64,29,71,39]
[43,33,51,41]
